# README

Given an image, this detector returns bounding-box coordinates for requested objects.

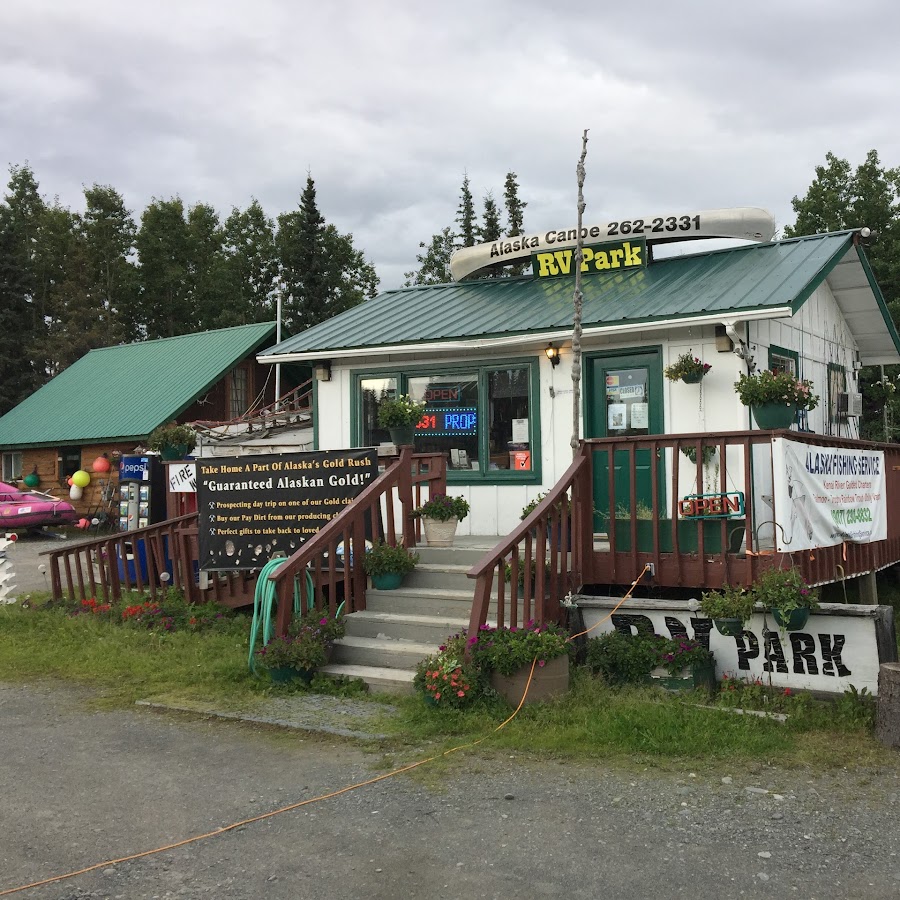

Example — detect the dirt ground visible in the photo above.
[3,681,900,900]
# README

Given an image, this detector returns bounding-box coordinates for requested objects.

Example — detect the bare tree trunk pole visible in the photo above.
[571,129,589,457]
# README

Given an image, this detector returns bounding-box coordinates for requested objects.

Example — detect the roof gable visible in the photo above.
[259,232,898,363]
[0,322,276,449]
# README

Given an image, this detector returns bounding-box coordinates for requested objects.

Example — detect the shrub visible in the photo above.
[468,621,570,677]
[413,631,483,708]
[699,584,756,623]
[363,541,419,577]
[376,395,425,428]
[585,631,662,685]
[411,493,470,522]
[664,351,711,381]
[147,423,197,453]
[734,370,819,410]
[751,566,819,616]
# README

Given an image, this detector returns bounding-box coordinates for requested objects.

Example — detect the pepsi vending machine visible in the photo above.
[118,455,167,531]
[117,456,168,582]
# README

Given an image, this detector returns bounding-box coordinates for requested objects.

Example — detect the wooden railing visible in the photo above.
[270,450,447,635]
[465,445,593,634]
[44,513,256,608]
[585,430,900,590]
[192,379,313,436]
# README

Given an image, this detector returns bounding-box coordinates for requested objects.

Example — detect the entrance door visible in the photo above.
[586,349,664,530]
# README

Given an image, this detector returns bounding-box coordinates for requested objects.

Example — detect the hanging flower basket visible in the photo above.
[751,403,797,430]
[664,351,711,383]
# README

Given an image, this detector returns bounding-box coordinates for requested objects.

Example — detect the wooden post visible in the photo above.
[876,663,900,749]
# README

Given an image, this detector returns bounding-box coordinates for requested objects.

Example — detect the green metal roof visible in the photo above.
[0,322,276,449]
[260,231,898,360]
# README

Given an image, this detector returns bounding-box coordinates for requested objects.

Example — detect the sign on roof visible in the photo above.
[531,239,646,279]
[449,207,776,281]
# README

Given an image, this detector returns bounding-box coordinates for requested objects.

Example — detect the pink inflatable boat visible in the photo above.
[0,481,79,530]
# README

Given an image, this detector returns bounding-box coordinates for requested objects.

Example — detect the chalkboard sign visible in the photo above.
[197,449,377,571]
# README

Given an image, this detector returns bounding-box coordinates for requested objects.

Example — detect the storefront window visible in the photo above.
[360,376,398,447]
[488,368,531,471]
[58,447,82,484]
[355,362,537,480]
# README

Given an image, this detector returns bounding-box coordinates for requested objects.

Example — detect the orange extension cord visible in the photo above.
[1,566,649,897]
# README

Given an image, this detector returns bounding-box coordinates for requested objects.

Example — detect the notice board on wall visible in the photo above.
[197,449,377,570]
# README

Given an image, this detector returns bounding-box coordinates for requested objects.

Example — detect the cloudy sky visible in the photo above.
[2,0,899,288]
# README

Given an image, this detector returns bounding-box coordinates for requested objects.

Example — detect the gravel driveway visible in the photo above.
[2,681,900,899]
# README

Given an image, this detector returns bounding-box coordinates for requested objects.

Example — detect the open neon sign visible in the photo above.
[415,407,478,436]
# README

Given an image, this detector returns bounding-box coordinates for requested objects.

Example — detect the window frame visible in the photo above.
[57,447,82,485]
[351,357,542,485]
[827,362,848,425]
[1,451,22,482]
[768,345,799,376]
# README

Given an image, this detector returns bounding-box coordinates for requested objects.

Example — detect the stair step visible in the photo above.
[331,634,435,670]
[401,563,473,591]
[364,585,479,617]
[319,663,415,696]
[413,544,495,567]
[345,610,470,643]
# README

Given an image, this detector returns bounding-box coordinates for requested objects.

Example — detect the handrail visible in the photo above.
[43,513,201,604]
[466,445,591,635]
[269,449,447,635]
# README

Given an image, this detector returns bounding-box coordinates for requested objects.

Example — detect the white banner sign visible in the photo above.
[772,440,886,553]
[167,462,197,493]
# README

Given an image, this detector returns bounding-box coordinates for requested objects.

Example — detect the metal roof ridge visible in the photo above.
[85,320,277,354]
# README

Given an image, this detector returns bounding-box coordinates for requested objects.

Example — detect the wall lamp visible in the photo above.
[545,342,561,367]
[314,361,332,382]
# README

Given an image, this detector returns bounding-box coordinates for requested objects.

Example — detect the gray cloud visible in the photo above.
[2,0,899,290]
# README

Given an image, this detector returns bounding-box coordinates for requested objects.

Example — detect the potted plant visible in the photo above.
[651,636,716,692]
[147,423,197,460]
[411,493,470,546]
[413,631,482,707]
[751,566,819,631]
[468,621,571,705]
[734,369,820,429]
[664,351,711,384]
[700,583,756,636]
[376,394,425,446]
[363,540,419,590]
[253,613,345,684]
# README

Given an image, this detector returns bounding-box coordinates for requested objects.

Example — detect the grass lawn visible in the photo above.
[0,590,896,771]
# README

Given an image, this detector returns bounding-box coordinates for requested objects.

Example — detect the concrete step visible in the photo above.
[413,543,496,567]
[331,634,436,670]
[319,663,416,696]
[364,585,478,617]
[402,562,473,592]
[345,609,471,644]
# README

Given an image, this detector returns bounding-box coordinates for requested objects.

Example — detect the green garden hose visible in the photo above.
[248,559,310,673]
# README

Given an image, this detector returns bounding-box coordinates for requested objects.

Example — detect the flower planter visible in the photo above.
[267,666,315,685]
[713,617,744,637]
[648,661,716,693]
[371,571,404,590]
[489,654,569,706]
[751,402,797,430]
[771,607,810,630]
[388,425,415,446]
[681,371,704,384]
[160,443,189,461]
[422,516,458,547]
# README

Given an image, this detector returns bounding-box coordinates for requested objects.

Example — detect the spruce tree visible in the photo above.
[456,173,478,248]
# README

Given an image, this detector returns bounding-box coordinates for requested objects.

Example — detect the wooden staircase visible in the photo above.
[321,538,497,694]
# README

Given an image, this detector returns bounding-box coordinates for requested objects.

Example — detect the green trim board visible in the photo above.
[350,357,542,485]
